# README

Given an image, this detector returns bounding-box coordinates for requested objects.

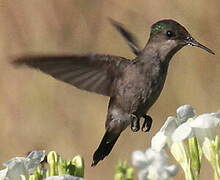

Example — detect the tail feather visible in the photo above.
[91,130,120,166]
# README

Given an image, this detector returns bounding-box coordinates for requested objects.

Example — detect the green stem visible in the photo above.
[183,164,196,180]
[188,138,201,177]
[214,169,220,180]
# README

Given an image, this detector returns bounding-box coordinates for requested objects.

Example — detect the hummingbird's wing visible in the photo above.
[13,54,129,96]
[109,18,141,56]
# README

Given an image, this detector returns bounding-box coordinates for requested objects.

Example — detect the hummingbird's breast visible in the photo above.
[144,63,168,110]
[113,60,169,117]
[133,60,169,116]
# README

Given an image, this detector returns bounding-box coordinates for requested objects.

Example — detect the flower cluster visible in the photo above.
[0,105,219,180]
[132,149,178,180]
[0,151,84,180]
[132,105,220,180]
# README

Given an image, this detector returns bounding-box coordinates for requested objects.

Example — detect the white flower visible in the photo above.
[172,112,220,179]
[172,112,220,143]
[45,175,84,180]
[0,150,45,180]
[132,149,178,180]
[151,117,177,151]
[150,105,201,179]
[176,105,196,124]
[151,105,220,180]
[151,104,196,151]
[0,168,8,179]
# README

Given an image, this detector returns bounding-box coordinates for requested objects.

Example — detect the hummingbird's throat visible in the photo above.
[156,40,183,61]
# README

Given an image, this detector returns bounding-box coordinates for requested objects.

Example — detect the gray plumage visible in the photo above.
[12,19,214,166]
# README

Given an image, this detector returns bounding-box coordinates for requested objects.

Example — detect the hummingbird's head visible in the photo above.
[148,19,214,58]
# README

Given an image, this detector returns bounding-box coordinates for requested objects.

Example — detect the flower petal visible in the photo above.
[201,137,213,162]
[45,175,84,180]
[153,117,178,148]
[176,105,195,124]
[0,168,8,179]
[165,165,179,176]
[25,150,46,173]
[147,166,160,180]
[2,151,46,179]
[212,111,220,118]
[151,131,167,151]
[190,114,220,128]
[160,117,178,136]
[172,121,194,142]
[193,128,216,143]
[3,157,28,180]
[145,149,168,166]
[137,169,148,180]
[132,151,148,169]
[170,142,189,164]
[133,148,178,180]
[20,175,27,180]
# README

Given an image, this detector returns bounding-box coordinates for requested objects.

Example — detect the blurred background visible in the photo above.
[0,0,219,179]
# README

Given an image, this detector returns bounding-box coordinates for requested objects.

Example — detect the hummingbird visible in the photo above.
[13,19,214,166]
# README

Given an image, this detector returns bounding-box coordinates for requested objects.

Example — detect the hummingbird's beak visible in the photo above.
[185,37,215,55]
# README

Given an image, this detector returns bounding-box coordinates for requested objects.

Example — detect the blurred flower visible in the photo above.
[45,175,84,180]
[71,155,84,177]
[114,161,134,180]
[151,105,196,151]
[0,151,85,180]
[151,105,200,180]
[47,151,59,176]
[0,150,45,180]
[46,152,85,178]
[132,148,178,180]
[0,168,7,179]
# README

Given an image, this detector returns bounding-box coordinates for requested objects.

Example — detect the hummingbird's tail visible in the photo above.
[91,130,120,166]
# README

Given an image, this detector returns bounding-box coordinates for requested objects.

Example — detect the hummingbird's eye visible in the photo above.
[166,30,175,38]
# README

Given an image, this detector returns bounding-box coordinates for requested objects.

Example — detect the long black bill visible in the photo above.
[185,37,215,55]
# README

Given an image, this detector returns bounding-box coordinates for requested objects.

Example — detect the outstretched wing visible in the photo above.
[109,18,141,56]
[13,54,130,96]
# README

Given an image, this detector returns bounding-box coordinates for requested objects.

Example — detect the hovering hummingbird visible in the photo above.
[13,19,214,166]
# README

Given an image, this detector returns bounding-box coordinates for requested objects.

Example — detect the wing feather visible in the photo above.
[13,54,130,96]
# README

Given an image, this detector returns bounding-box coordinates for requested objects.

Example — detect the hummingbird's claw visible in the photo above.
[141,115,153,132]
[130,114,140,132]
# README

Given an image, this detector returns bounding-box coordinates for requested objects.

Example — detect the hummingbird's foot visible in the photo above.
[141,115,153,132]
[130,114,140,132]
